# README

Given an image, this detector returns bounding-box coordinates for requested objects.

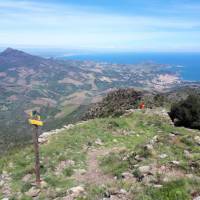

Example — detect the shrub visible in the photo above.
[169,94,200,130]
[63,167,73,177]
[84,88,143,119]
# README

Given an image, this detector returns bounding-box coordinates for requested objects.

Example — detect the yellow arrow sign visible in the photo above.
[28,110,44,126]
[28,119,44,126]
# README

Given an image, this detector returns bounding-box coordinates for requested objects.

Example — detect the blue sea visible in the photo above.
[63,52,200,81]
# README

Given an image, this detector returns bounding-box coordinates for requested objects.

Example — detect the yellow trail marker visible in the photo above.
[28,119,43,126]
[28,110,44,187]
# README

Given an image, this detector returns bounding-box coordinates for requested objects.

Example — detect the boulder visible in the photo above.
[25,187,40,197]
[121,172,134,180]
[184,150,192,159]
[103,188,129,200]
[194,136,200,145]
[144,144,154,151]
[38,137,48,144]
[159,154,168,159]
[169,133,176,138]
[170,161,180,165]
[119,189,127,194]
[149,135,158,145]
[135,155,144,162]
[138,166,151,174]
[68,186,85,198]
[95,138,103,146]
[74,169,86,175]
[63,124,74,130]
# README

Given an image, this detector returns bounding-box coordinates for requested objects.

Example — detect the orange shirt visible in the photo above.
[139,103,145,109]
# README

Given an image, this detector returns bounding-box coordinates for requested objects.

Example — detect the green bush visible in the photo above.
[63,167,73,177]
[169,94,200,130]
[84,88,143,119]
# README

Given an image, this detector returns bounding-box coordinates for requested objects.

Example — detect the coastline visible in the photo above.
[61,52,200,82]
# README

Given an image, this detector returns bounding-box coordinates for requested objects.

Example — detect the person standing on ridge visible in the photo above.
[139,102,145,109]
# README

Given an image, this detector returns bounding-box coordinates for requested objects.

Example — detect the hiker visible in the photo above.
[139,102,145,109]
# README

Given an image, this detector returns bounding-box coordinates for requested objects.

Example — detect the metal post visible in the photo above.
[33,125,41,186]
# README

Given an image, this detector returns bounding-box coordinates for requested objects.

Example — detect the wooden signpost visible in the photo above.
[28,110,43,186]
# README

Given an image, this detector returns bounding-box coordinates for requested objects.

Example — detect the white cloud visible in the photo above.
[0,0,200,51]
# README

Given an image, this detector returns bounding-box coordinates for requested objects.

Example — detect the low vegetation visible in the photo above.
[170,94,200,130]
[84,88,143,119]
[0,108,200,199]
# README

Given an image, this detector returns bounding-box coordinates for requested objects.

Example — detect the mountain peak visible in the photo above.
[0,47,47,69]
[0,47,30,57]
[3,47,16,52]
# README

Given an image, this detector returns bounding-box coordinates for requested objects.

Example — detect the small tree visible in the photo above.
[169,94,200,130]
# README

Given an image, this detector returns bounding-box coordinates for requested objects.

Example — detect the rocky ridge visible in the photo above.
[0,108,200,199]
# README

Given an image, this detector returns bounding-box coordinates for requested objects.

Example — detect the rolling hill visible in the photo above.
[0,48,199,153]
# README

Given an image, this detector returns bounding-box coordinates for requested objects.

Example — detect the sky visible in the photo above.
[1,0,200,52]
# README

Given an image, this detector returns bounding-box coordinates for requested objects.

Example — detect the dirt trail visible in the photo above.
[74,148,114,185]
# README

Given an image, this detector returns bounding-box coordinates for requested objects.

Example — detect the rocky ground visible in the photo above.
[0,108,200,199]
